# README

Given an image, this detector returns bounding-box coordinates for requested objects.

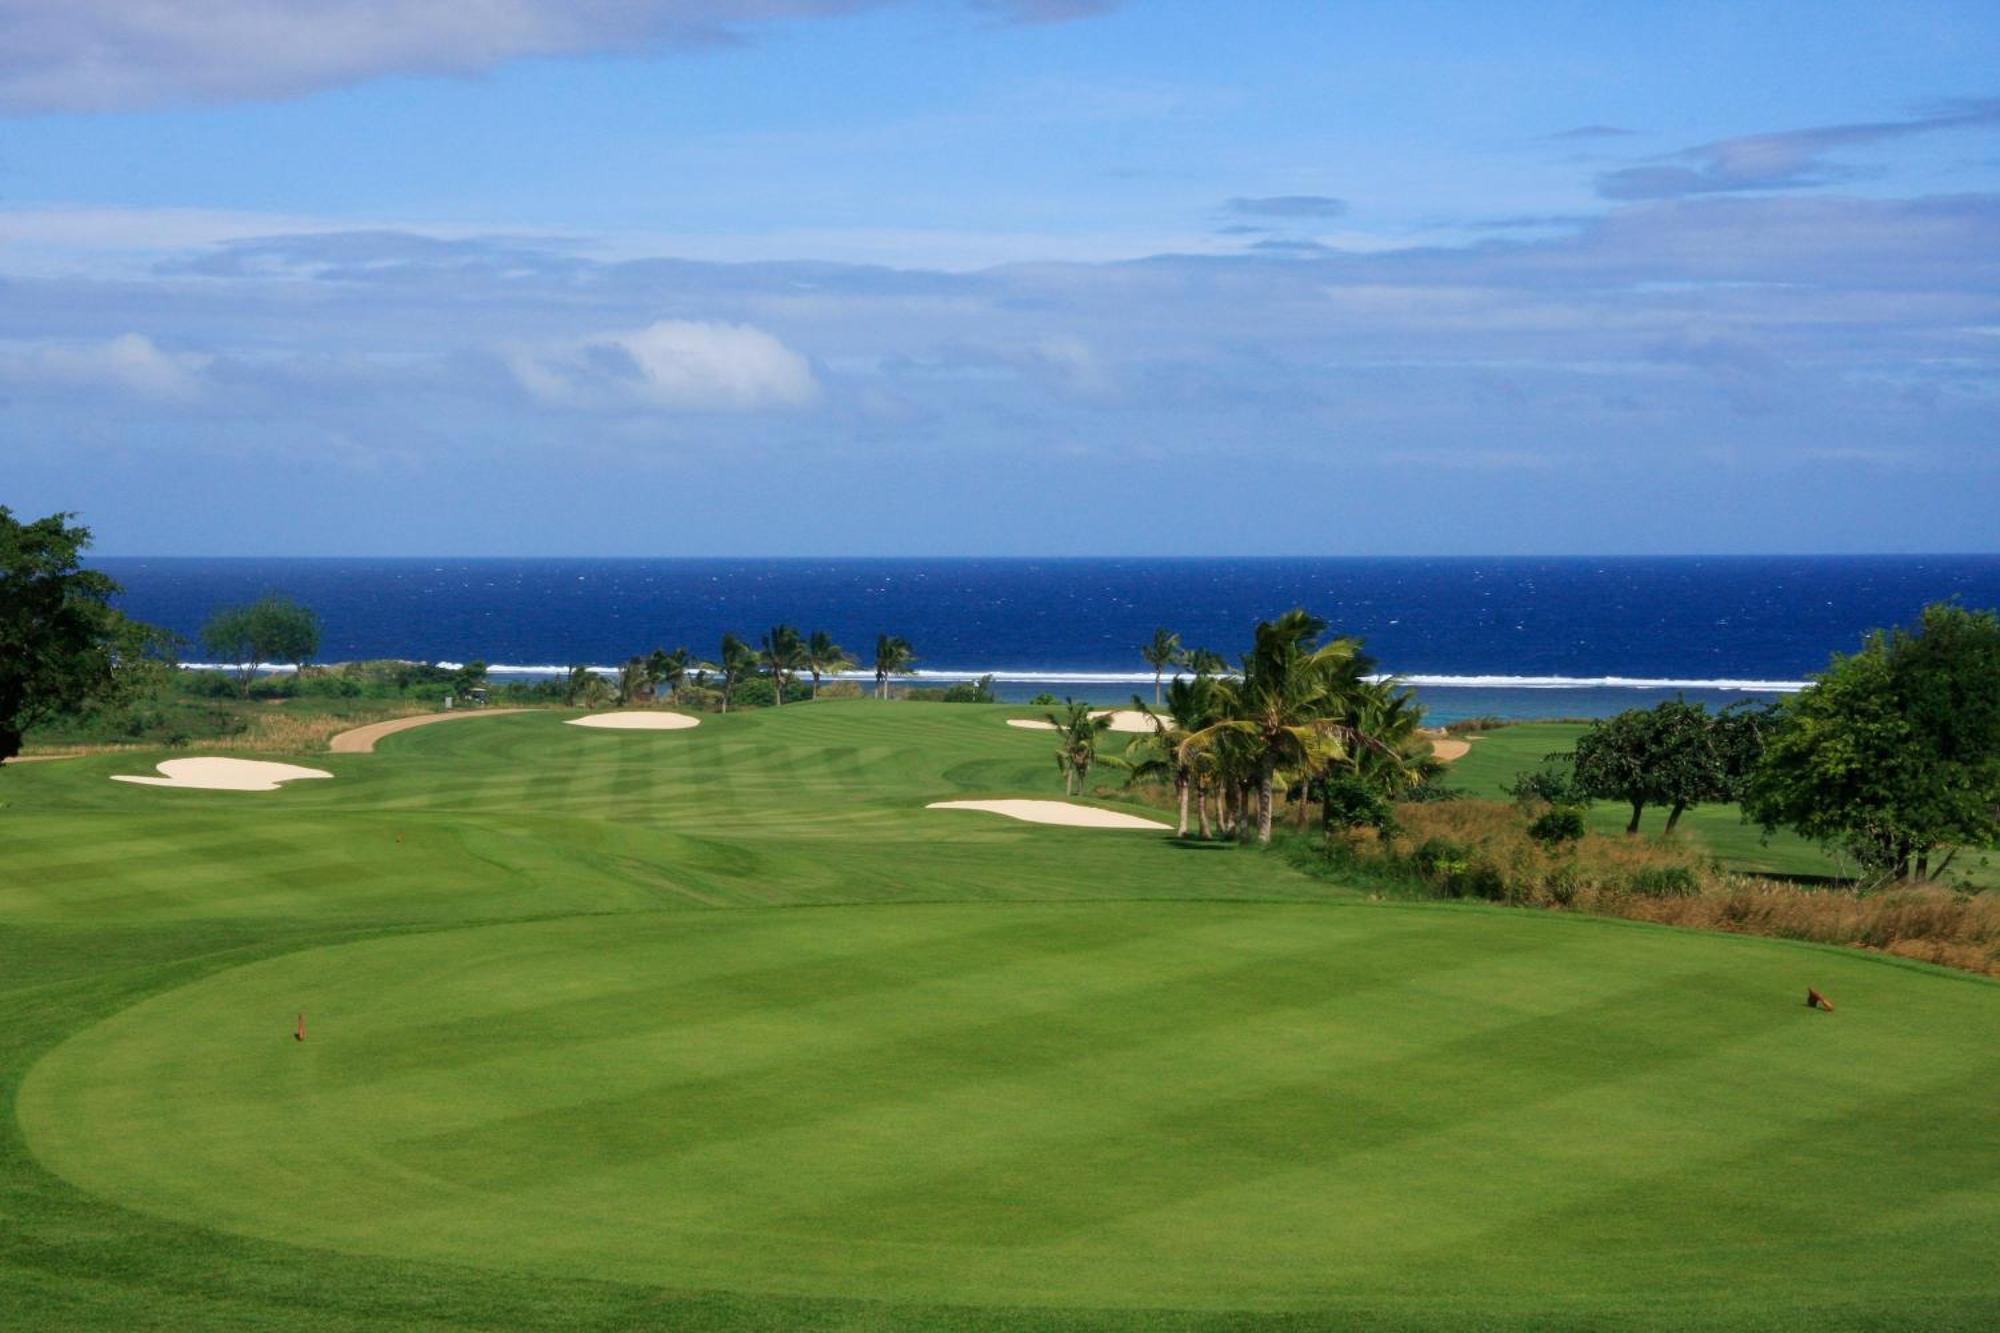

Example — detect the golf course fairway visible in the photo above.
[4,704,1996,1329]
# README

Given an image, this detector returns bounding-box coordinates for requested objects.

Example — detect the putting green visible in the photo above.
[20,899,1997,1317]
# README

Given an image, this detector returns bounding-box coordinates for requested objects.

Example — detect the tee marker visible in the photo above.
[295,1012,306,1042]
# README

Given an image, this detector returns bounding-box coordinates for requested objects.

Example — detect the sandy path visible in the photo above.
[928,799,1171,830]
[327,708,532,754]
[567,712,701,731]
[112,758,333,792]
[1,754,84,765]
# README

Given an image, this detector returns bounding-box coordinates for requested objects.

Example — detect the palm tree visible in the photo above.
[872,633,916,700]
[1310,678,1431,830]
[616,655,649,706]
[717,633,757,713]
[1184,609,1367,844]
[647,646,693,703]
[760,624,806,706]
[1049,698,1113,797]
[805,629,852,700]
[1183,647,1229,680]
[1141,627,1182,708]
[1124,677,1220,835]
[564,663,597,707]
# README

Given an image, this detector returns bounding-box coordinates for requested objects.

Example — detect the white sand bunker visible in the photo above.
[928,799,1171,830]
[566,712,701,731]
[111,758,334,792]
[1007,710,1155,734]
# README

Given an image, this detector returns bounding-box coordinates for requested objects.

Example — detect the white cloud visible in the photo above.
[507,319,819,413]
[0,333,208,401]
[0,1,1120,112]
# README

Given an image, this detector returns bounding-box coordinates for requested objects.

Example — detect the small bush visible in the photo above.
[1527,806,1587,848]
[1628,866,1700,898]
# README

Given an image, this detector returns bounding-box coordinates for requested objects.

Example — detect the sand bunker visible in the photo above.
[112,758,334,792]
[1007,710,1156,734]
[927,799,1171,830]
[567,712,701,731]
[1429,736,1472,762]
[328,708,530,754]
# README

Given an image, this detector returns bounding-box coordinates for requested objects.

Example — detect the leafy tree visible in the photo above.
[872,633,916,699]
[1048,698,1113,797]
[805,630,852,700]
[1,509,171,765]
[200,593,321,696]
[1140,627,1182,708]
[1745,603,2000,880]
[563,663,597,706]
[1570,699,1725,834]
[717,633,758,712]
[758,625,806,706]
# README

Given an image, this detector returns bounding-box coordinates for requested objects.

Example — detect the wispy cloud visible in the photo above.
[1597,98,2000,199]
[0,333,208,401]
[0,0,1123,112]
[1225,195,1349,220]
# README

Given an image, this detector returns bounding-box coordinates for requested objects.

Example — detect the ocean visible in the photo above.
[91,556,2000,722]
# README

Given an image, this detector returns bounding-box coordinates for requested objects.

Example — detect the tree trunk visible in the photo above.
[1626,800,1644,835]
[1293,782,1311,832]
[1257,758,1276,845]
[0,725,21,765]
[1175,774,1189,836]
[1154,671,1162,708]
[1915,853,1930,880]
[811,670,821,701]
[1197,786,1213,839]
[1664,800,1687,833]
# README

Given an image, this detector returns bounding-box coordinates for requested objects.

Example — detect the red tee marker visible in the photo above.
[1806,988,1834,1012]
[295,1012,306,1042]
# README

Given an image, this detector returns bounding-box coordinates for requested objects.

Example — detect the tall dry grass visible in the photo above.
[1316,799,1999,977]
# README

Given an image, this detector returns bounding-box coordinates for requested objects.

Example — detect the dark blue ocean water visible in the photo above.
[90,557,2000,720]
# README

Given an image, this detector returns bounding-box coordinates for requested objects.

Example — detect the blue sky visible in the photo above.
[1,0,1996,555]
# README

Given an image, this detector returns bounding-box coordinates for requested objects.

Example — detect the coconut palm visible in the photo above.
[1183,647,1230,680]
[760,624,806,706]
[872,633,916,700]
[717,633,757,713]
[1049,698,1113,797]
[805,630,853,700]
[1123,676,1220,835]
[563,663,597,707]
[1140,627,1182,708]
[616,655,649,706]
[647,646,694,702]
[1183,609,1368,844]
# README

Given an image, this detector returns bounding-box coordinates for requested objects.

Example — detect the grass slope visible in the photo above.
[2,703,1995,1330]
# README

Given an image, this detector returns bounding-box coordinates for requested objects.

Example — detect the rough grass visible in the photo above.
[1,702,1995,1330]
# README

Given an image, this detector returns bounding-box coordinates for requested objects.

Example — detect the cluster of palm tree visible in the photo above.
[1117,612,1435,843]
[586,629,917,712]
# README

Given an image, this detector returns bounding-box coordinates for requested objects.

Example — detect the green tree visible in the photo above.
[1124,676,1221,835]
[200,593,321,696]
[872,633,916,699]
[1744,603,2000,880]
[1048,698,1113,797]
[1186,609,1368,844]
[1,509,170,765]
[759,624,806,706]
[563,664,597,706]
[616,655,649,706]
[1570,698,1755,835]
[717,633,758,712]
[805,630,853,700]
[1140,627,1182,708]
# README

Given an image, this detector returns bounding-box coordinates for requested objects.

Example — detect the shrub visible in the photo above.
[1527,806,1587,848]
[1628,865,1701,898]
